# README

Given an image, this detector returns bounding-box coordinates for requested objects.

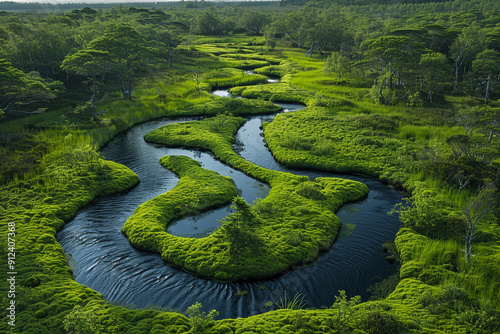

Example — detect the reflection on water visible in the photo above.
[57,93,402,319]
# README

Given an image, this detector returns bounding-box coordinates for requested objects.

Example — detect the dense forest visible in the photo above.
[1,0,499,333]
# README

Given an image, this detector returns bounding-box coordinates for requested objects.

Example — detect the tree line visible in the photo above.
[0,0,499,117]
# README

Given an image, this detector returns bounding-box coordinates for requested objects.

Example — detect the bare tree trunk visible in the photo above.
[128,76,132,99]
[91,76,98,121]
[485,71,492,103]
[306,43,318,57]
[462,183,496,262]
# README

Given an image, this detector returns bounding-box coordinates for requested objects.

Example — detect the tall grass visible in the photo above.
[275,292,308,310]
[398,125,462,141]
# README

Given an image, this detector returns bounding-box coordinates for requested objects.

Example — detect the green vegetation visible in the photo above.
[230,80,314,104]
[1,0,500,332]
[202,68,268,89]
[126,115,368,281]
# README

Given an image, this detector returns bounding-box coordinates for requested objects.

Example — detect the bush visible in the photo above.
[35,310,47,319]
[23,276,41,288]
[185,303,218,334]
[357,309,407,334]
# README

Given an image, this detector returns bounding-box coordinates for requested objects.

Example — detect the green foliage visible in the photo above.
[324,52,350,79]
[203,68,267,89]
[185,303,219,334]
[253,65,286,77]
[0,59,62,114]
[64,304,104,334]
[457,307,500,334]
[185,96,282,116]
[230,82,314,105]
[327,290,361,333]
[390,183,445,235]
[357,307,407,334]
[367,273,401,301]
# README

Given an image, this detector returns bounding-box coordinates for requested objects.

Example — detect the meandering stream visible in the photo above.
[57,90,403,318]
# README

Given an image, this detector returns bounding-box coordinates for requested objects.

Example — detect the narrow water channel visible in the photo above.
[57,92,402,318]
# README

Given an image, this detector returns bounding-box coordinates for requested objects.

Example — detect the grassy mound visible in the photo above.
[184,96,282,116]
[202,68,268,89]
[229,81,313,105]
[124,114,369,281]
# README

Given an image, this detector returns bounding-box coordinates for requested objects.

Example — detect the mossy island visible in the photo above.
[123,115,368,281]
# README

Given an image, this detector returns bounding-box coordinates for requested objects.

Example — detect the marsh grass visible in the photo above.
[201,67,262,87]
[275,292,308,310]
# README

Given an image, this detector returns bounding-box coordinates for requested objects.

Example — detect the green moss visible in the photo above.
[264,110,413,184]
[203,67,268,89]
[253,65,287,77]
[0,153,139,333]
[229,82,313,105]
[184,96,282,116]
[127,114,368,281]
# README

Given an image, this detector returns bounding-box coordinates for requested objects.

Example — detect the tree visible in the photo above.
[225,196,259,229]
[450,26,485,91]
[446,134,471,158]
[282,10,304,47]
[219,196,260,254]
[190,8,226,36]
[87,24,148,100]
[324,51,350,79]
[471,49,500,103]
[362,36,424,95]
[0,59,62,115]
[61,49,111,119]
[328,290,361,333]
[482,107,500,144]
[456,106,484,136]
[418,52,450,103]
[300,10,352,57]
[389,183,444,235]
[462,183,496,261]
[242,11,270,36]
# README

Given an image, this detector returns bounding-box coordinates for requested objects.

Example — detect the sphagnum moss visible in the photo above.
[124,114,369,282]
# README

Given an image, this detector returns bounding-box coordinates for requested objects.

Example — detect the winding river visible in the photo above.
[57,90,403,318]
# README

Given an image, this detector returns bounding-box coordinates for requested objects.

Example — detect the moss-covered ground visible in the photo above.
[125,115,368,281]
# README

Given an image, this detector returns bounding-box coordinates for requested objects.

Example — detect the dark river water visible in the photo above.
[57,92,403,318]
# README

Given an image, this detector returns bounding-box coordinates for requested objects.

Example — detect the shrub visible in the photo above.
[35,310,47,319]
[357,309,407,334]
[22,276,41,288]
[185,303,219,334]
